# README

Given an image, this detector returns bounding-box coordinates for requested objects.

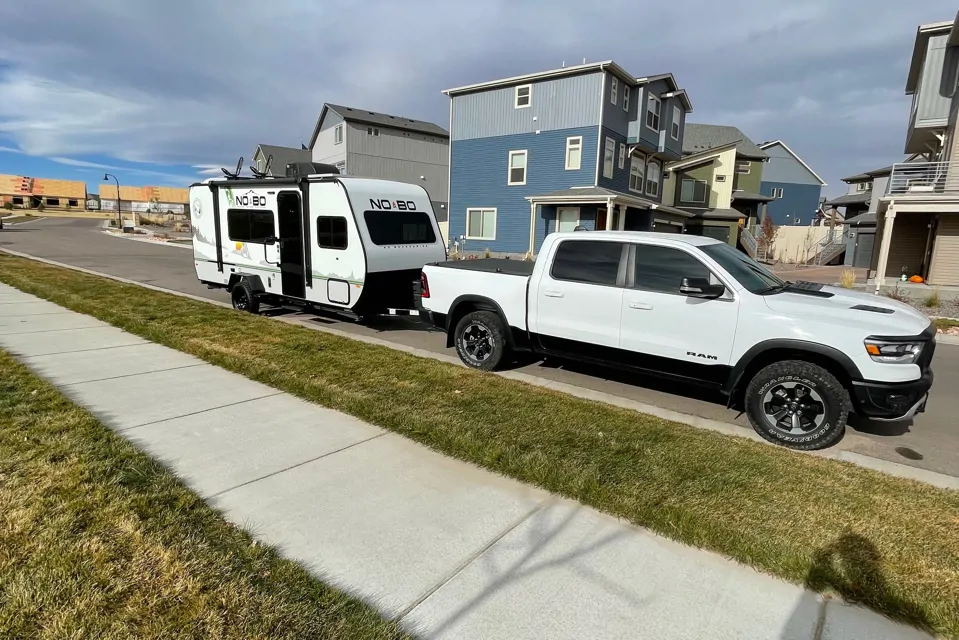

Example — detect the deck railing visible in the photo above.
[886,161,959,195]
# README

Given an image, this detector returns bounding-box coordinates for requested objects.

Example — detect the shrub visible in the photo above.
[923,289,941,308]
[2,201,12,211]
[839,269,856,289]
[484,247,492,259]
[884,285,909,302]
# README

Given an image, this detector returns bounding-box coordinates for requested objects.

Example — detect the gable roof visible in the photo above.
[254,144,311,175]
[308,103,448,149]
[682,124,768,160]
[666,140,739,172]
[841,165,893,183]
[758,140,827,186]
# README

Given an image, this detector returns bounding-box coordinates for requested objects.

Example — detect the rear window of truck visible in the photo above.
[363,210,437,245]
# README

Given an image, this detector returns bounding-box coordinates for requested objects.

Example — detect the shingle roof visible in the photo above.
[843,212,877,226]
[682,124,768,159]
[254,145,312,175]
[732,190,775,202]
[680,207,746,220]
[324,104,449,137]
[824,192,871,207]
[841,166,892,182]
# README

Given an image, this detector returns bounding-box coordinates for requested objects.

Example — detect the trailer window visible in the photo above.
[316,216,348,250]
[363,210,436,245]
[227,208,276,243]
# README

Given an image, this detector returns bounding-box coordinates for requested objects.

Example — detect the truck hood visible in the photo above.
[762,285,932,337]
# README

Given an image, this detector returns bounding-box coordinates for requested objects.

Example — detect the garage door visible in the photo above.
[653,220,682,233]
[853,233,875,268]
[701,225,731,243]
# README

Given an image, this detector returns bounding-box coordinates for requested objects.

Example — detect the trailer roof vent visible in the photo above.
[286,162,340,177]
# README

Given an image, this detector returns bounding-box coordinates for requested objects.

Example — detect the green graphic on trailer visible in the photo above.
[224,188,235,207]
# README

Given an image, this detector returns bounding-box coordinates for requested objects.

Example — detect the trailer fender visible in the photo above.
[227,273,266,294]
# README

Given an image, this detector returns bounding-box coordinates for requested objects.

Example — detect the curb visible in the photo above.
[2,246,958,492]
[100,227,194,250]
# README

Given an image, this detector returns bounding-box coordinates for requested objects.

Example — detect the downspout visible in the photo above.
[528,199,537,256]
[594,65,608,187]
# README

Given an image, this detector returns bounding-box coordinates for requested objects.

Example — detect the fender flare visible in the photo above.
[228,273,266,294]
[445,295,514,348]
[724,339,862,395]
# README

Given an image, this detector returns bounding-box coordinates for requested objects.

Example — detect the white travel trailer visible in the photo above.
[190,162,446,318]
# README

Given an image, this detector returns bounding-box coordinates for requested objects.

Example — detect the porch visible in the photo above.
[526,187,692,253]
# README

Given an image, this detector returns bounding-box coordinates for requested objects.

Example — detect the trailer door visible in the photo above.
[277,191,306,299]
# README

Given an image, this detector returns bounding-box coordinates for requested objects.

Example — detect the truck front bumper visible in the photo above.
[851,371,933,422]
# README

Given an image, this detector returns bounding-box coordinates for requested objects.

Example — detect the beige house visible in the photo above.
[0,174,86,210]
[98,185,189,214]
[872,13,959,287]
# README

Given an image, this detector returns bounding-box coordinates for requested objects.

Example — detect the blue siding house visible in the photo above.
[757,140,827,226]
[444,61,694,256]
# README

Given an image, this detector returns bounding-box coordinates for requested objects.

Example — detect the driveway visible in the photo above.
[3,217,958,476]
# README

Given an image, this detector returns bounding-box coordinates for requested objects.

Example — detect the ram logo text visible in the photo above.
[687,351,718,361]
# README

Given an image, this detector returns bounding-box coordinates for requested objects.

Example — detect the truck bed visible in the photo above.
[428,259,535,277]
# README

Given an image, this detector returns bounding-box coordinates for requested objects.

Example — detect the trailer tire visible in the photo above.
[744,360,849,450]
[454,310,508,371]
[231,280,260,314]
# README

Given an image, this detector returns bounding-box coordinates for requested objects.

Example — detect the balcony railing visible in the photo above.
[886,161,959,195]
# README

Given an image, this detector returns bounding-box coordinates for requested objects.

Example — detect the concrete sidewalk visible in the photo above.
[0,282,933,640]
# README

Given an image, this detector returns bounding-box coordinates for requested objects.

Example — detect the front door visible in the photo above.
[277,191,306,299]
[853,232,875,268]
[530,239,626,356]
[595,207,608,231]
[619,242,739,384]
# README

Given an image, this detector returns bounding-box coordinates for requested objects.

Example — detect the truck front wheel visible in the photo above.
[454,310,508,371]
[744,360,850,450]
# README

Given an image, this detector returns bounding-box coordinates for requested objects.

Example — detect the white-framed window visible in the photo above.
[610,77,618,105]
[671,106,682,140]
[603,137,615,179]
[618,143,625,169]
[466,208,496,240]
[565,136,582,170]
[367,127,380,136]
[508,150,528,185]
[681,179,708,203]
[334,124,343,144]
[557,207,581,233]
[770,187,784,198]
[623,86,630,112]
[716,175,727,182]
[515,84,531,108]
[646,161,661,197]
[629,155,646,193]
[736,160,751,174]
[646,94,661,131]
[256,156,265,172]
[856,183,867,191]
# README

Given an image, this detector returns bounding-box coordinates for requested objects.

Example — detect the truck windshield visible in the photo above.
[700,242,785,294]
[363,210,437,245]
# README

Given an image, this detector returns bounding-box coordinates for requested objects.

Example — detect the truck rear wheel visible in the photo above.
[744,360,849,450]
[454,310,508,371]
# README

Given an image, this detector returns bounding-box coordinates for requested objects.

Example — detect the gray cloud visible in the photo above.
[0,0,955,194]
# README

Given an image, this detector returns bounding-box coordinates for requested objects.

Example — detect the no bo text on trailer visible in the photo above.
[190,158,447,319]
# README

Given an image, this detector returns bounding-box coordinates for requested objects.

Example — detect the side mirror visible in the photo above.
[263,236,277,246]
[680,277,725,299]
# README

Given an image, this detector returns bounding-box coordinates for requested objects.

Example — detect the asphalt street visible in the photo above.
[2,216,957,476]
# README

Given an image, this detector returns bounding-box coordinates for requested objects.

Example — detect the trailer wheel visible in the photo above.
[231,280,260,314]
[454,310,508,371]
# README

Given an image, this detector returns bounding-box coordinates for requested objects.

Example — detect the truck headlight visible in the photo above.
[864,340,923,364]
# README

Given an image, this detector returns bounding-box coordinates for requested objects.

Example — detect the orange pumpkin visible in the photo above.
[909,275,924,283]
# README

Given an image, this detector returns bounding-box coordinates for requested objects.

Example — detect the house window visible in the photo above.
[256,157,265,172]
[629,155,646,193]
[227,208,276,243]
[735,160,751,174]
[646,94,661,131]
[618,143,625,170]
[508,150,528,185]
[565,136,582,170]
[680,179,708,203]
[466,208,496,240]
[334,124,343,144]
[603,137,615,179]
[12,196,23,205]
[610,77,618,105]
[515,84,531,108]
[68,199,79,207]
[671,106,682,140]
[856,182,873,192]
[716,175,727,182]
[770,187,784,198]
[316,216,348,249]
[367,127,380,136]
[557,207,580,233]
[46,198,59,206]
[623,86,630,112]
[646,161,661,197]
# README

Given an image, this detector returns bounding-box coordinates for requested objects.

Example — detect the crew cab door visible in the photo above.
[619,242,739,384]
[529,239,627,355]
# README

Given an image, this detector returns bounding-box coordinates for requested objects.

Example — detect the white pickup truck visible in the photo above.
[419,231,936,450]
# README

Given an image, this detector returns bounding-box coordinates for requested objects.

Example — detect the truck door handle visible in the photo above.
[543,290,564,298]
[629,302,653,310]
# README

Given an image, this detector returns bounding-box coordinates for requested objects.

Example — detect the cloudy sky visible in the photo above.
[0,0,955,196]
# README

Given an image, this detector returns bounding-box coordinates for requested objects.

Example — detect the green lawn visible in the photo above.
[0,349,410,640]
[1,253,958,637]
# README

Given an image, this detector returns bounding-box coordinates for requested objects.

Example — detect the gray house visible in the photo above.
[306,103,451,240]
[251,144,312,176]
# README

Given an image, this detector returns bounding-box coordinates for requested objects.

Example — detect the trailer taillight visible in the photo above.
[420,271,430,298]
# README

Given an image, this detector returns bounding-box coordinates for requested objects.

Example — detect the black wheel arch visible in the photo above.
[445,295,513,349]
[227,273,266,294]
[724,339,862,407]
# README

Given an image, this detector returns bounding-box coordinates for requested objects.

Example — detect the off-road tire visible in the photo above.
[744,360,849,451]
[454,310,509,371]
[231,280,260,314]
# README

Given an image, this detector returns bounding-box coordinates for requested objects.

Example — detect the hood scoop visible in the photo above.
[850,304,895,314]
[784,281,834,298]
